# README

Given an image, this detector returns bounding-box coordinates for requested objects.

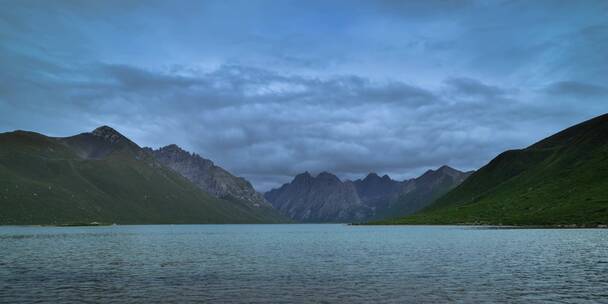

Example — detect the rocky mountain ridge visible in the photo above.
[0,126,286,224]
[149,144,270,207]
[265,166,472,222]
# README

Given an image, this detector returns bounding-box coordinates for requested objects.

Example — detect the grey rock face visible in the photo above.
[265,166,473,222]
[353,173,403,207]
[265,172,369,222]
[151,144,269,207]
[91,126,127,145]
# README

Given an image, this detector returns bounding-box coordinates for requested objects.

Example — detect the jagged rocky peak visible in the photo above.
[156,144,187,155]
[437,165,458,174]
[91,125,125,144]
[289,171,341,187]
[160,143,182,152]
[420,165,467,179]
[359,172,394,182]
[59,125,141,159]
[363,172,380,181]
[159,144,197,155]
[293,171,312,182]
[354,172,402,204]
[316,171,340,182]
[156,144,213,166]
[266,165,473,222]
[264,170,368,222]
[363,172,393,182]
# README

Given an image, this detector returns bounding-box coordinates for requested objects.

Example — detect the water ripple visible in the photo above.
[1,224,607,303]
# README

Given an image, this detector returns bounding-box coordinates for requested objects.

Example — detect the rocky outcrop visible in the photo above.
[265,166,473,222]
[150,144,269,207]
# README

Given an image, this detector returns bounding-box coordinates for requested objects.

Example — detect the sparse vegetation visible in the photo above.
[0,130,287,225]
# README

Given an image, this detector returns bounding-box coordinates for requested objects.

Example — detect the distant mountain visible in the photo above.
[379,113,608,226]
[150,144,270,207]
[376,166,472,219]
[264,172,367,222]
[0,126,286,225]
[353,173,402,206]
[264,166,471,222]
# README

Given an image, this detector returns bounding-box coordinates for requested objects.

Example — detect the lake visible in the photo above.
[1,224,607,303]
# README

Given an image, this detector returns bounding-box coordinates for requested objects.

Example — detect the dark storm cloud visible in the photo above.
[444,77,507,99]
[544,81,608,98]
[1,0,607,190]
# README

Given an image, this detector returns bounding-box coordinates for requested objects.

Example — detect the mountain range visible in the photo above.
[264,166,472,222]
[378,113,608,226]
[2,113,607,226]
[0,126,286,225]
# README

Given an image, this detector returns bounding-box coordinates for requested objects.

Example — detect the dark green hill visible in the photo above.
[376,113,608,226]
[0,127,286,225]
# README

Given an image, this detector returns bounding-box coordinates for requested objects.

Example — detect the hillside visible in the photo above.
[0,127,286,225]
[378,113,608,226]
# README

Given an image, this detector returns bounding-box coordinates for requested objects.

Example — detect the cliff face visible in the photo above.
[265,166,472,222]
[150,144,269,207]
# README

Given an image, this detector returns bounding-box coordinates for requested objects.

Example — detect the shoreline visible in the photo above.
[353,222,608,229]
[0,222,606,229]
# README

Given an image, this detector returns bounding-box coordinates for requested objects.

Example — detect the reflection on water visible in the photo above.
[1,224,607,303]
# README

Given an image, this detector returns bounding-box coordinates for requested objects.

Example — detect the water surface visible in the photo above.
[1,224,607,303]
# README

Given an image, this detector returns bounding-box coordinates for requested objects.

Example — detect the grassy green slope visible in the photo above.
[377,113,608,226]
[0,131,286,224]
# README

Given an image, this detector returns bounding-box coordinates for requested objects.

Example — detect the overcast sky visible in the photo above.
[1,0,607,191]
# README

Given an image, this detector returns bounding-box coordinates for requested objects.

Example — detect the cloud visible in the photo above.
[0,0,606,191]
[0,49,593,190]
[443,77,508,99]
[544,81,608,98]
